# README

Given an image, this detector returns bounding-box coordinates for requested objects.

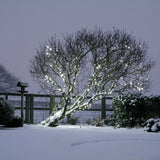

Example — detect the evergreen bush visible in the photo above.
[6,116,22,127]
[148,96,160,117]
[0,97,15,125]
[144,118,160,132]
[112,93,150,127]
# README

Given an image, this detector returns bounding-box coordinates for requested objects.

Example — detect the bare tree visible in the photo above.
[0,64,19,93]
[30,28,154,126]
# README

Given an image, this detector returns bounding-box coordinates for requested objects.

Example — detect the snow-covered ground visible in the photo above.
[0,125,160,160]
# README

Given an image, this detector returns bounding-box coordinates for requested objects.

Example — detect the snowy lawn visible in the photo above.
[0,125,160,160]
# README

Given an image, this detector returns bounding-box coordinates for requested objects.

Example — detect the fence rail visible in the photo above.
[0,92,113,124]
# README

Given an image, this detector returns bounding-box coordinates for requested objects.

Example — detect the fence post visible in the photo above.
[25,95,30,123]
[50,95,55,115]
[5,94,8,100]
[101,97,106,120]
[30,95,34,124]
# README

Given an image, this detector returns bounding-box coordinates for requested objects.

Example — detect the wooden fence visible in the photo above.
[0,92,113,124]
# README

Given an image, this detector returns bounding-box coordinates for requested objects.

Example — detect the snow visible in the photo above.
[144,118,160,132]
[0,125,160,160]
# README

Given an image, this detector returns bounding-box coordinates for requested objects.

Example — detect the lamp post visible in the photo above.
[17,82,28,127]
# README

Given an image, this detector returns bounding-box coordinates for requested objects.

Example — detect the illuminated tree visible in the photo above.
[30,28,154,126]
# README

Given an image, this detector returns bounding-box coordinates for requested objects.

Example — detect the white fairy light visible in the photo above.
[130,81,133,86]
[45,75,48,80]
[138,82,142,86]
[128,46,130,49]
[120,82,126,86]
[46,52,51,57]
[46,45,50,49]
[46,80,50,83]
[99,95,103,99]
[58,88,62,92]
[136,86,144,92]
[86,89,90,92]
[108,88,113,95]
[60,73,64,79]
[96,64,101,70]
[108,90,112,95]
[73,81,76,86]
[69,88,72,92]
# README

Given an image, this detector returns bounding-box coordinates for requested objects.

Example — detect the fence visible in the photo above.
[0,92,113,124]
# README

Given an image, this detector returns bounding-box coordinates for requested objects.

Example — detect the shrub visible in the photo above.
[92,118,103,127]
[88,117,108,127]
[147,96,160,117]
[67,115,79,125]
[144,118,160,132]
[112,93,150,128]
[103,114,115,126]
[0,97,15,125]
[6,116,22,127]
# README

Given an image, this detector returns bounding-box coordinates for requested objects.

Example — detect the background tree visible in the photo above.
[30,28,154,126]
[0,64,19,93]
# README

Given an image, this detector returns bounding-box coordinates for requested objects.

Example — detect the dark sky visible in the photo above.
[0,0,160,95]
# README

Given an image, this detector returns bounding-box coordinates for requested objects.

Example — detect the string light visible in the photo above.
[130,81,133,86]
[45,75,48,80]
[46,45,50,49]
[96,65,101,70]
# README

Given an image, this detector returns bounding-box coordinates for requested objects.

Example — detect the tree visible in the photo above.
[0,64,19,93]
[30,28,154,126]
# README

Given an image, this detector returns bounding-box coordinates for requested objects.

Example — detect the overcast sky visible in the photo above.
[0,0,160,95]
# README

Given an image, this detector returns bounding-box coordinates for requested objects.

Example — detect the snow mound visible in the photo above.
[144,118,160,132]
